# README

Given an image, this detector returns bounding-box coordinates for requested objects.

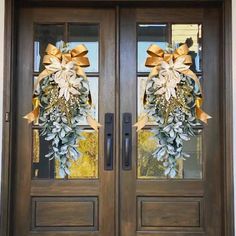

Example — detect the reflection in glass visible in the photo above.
[182,133,203,179]
[137,24,168,72]
[34,24,64,72]
[32,129,54,178]
[137,130,203,179]
[79,77,99,125]
[32,129,98,179]
[68,24,99,72]
[172,24,202,73]
[138,130,166,179]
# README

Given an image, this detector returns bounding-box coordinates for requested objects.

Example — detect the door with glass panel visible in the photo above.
[120,8,222,236]
[14,9,115,236]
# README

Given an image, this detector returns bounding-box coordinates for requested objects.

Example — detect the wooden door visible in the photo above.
[13,8,116,236]
[119,7,222,236]
[13,6,223,236]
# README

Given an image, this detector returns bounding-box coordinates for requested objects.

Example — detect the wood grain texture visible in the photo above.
[119,7,222,236]
[2,2,234,236]
[13,8,116,236]
[32,197,97,229]
[137,197,202,230]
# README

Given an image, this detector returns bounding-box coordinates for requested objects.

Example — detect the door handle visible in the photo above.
[104,113,114,170]
[122,113,132,170]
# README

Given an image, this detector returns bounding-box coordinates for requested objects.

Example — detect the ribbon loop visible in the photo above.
[24,43,101,131]
[147,44,164,57]
[136,43,211,130]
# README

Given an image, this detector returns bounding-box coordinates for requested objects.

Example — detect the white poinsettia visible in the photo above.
[46,58,82,101]
[155,57,190,101]
[57,74,82,101]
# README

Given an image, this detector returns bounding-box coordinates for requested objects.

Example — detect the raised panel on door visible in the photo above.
[14,8,116,236]
[120,7,222,236]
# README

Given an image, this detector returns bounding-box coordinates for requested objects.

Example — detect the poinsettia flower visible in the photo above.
[57,75,81,101]
[46,58,76,84]
[46,58,82,101]
[155,57,190,101]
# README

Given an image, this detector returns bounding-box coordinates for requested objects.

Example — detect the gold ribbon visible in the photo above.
[23,97,40,123]
[134,44,211,130]
[24,43,101,131]
[34,43,90,91]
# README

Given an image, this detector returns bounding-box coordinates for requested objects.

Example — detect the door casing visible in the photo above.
[0,1,234,236]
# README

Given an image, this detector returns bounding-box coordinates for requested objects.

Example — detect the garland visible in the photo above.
[134,44,211,178]
[24,43,101,177]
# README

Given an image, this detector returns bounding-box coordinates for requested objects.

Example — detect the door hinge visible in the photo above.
[5,112,10,122]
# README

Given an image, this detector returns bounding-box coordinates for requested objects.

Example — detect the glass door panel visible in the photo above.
[137,23,203,180]
[15,8,115,236]
[120,8,221,236]
[32,23,100,179]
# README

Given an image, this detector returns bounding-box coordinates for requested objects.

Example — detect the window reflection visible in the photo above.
[137,130,203,179]
[34,24,64,72]
[32,129,98,179]
[172,24,202,73]
[68,24,99,73]
[137,24,168,72]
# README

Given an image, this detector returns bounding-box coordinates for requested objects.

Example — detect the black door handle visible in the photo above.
[104,113,114,170]
[122,113,132,170]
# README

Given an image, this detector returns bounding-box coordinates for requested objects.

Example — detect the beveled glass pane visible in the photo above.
[32,129,98,179]
[137,24,168,72]
[79,77,99,125]
[68,24,99,73]
[172,24,202,73]
[137,130,166,179]
[137,129,203,179]
[34,24,64,73]
[32,129,54,179]
[182,133,203,179]
[55,130,98,179]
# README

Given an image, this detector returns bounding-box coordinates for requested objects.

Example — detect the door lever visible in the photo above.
[104,113,114,170]
[122,113,132,170]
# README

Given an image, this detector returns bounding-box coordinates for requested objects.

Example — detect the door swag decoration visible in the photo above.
[24,42,101,177]
[134,44,211,178]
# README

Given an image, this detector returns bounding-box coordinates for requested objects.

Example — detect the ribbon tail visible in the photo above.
[196,107,212,124]
[23,107,39,123]
[86,115,102,132]
[133,114,149,131]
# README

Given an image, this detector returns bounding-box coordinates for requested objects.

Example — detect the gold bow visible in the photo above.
[34,43,90,91]
[24,43,101,131]
[134,44,211,131]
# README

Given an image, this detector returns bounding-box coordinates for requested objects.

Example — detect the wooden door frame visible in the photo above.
[0,0,233,236]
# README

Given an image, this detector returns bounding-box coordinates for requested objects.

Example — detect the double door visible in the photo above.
[13,7,222,236]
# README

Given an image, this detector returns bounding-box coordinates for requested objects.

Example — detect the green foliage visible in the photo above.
[38,45,91,178]
[144,75,201,178]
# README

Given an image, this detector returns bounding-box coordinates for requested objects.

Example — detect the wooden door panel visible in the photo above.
[120,7,221,236]
[14,8,115,236]
[32,197,98,230]
[137,197,203,230]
